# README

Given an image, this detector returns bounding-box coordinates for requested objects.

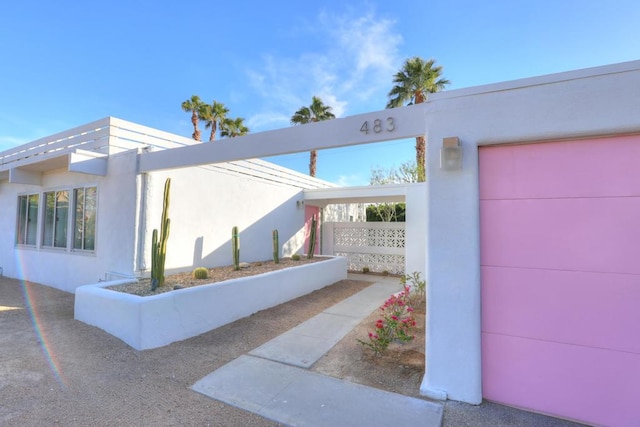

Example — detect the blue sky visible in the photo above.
[1,1,639,185]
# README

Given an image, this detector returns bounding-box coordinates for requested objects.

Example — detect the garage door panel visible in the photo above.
[479,135,640,200]
[481,197,640,274]
[482,332,640,427]
[482,266,640,353]
[480,137,640,426]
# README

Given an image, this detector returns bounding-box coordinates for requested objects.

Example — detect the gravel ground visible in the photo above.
[108,258,329,296]
[0,276,369,426]
[1,275,584,426]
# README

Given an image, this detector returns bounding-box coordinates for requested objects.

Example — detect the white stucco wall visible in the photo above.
[404,184,427,279]
[141,165,310,276]
[0,150,139,292]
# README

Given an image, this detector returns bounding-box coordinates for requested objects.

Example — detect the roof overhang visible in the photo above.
[1,149,108,186]
[303,183,424,207]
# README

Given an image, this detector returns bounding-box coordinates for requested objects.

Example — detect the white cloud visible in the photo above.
[246,111,291,130]
[246,5,403,131]
[321,9,402,98]
[334,173,368,187]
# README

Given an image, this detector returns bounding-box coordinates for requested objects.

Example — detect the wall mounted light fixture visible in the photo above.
[440,137,462,170]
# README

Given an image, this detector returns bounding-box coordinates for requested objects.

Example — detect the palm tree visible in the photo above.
[291,96,336,177]
[181,95,205,141]
[200,100,229,141]
[386,57,450,181]
[220,117,249,138]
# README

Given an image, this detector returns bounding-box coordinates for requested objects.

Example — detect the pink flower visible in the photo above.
[391,315,398,321]
[407,307,414,312]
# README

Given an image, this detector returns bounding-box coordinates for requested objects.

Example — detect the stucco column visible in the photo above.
[404,183,428,280]
[420,130,482,404]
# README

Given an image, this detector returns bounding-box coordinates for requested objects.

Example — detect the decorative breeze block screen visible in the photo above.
[332,224,405,275]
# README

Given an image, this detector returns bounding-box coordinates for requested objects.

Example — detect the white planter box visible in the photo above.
[75,256,347,350]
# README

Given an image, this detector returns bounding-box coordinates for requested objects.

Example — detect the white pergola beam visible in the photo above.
[68,150,108,176]
[138,104,427,173]
[303,183,422,206]
[9,168,42,185]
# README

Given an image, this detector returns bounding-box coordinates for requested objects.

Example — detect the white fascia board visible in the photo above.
[9,168,42,185]
[429,59,640,102]
[68,150,108,176]
[304,183,424,205]
[138,104,427,173]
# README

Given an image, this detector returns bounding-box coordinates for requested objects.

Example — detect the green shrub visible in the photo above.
[192,267,208,280]
[401,271,426,303]
[362,267,370,273]
[291,254,301,261]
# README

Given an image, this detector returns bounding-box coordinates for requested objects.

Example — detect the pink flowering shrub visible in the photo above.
[358,286,417,355]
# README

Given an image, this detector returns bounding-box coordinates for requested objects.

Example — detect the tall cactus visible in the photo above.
[232,226,240,271]
[272,229,279,264]
[151,178,171,291]
[307,215,317,259]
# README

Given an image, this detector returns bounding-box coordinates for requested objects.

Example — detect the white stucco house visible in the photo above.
[3,59,640,426]
[0,118,363,292]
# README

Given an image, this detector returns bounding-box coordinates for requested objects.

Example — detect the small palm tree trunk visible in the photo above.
[191,112,201,141]
[309,150,317,177]
[209,122,216,141]
[416,136,426,182]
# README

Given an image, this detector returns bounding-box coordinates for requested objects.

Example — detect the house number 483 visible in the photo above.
[360,117,395,135]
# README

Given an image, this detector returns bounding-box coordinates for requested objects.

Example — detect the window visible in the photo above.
[16,186,97,253]
[16,194,39,245]
[73,186,97,251]
[42,190,69,248]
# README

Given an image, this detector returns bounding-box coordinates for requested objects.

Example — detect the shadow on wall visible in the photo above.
[193,236,204,267]
[162,193,310,276]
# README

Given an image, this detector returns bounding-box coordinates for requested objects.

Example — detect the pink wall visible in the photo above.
[480,136,640,426]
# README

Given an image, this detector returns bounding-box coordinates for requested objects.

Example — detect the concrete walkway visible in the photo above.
[192,275,443,426]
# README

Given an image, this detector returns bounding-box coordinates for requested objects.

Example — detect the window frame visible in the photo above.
[72,186,98,252]
[16,193,40,247]
[42,189,70,250]
[15,185,98,254]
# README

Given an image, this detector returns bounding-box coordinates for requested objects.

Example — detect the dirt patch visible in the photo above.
[312,299,426,398]
[108,257,329,296]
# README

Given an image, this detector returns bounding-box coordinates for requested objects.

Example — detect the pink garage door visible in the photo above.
[480,135,640,426]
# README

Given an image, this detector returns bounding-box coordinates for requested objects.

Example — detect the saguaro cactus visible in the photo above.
[151,178,171,291]
[272,229,279,264]
[232,226,240,271]
[307,215,317,259]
